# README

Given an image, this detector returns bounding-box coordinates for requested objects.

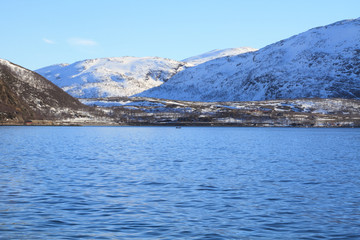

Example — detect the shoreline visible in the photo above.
[1,121,359,128]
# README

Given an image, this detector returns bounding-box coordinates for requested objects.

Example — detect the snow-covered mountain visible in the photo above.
[36,57,187,98]
[182,47,257,66]
[139,18,360,101]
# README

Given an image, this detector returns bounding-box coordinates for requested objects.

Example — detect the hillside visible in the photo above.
[0,59,93,124]
[36,57,187,98]
[0,75,35,122]
[182,47,257,66]
[139,18,360,101]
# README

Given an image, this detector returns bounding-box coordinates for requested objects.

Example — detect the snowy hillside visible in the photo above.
[182,47,257,66]
[36,57,187,98]
[139,18,360,101]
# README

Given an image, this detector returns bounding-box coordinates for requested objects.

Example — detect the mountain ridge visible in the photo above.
[138,18,360,101]
[181,47,257,66]
[36,56,188,98]
[35,48,257,99]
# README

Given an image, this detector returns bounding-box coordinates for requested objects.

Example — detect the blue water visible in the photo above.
[1,127,360,239]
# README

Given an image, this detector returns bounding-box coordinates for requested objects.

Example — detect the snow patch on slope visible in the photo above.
[182,47,257,66]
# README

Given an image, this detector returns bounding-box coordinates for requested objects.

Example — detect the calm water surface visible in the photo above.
[0,127,360,239]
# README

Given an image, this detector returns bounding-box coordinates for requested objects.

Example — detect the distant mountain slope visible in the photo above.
[0,59,86,122]
[182,47,257,66]
[36,57,187,98]
[139,18,360,101]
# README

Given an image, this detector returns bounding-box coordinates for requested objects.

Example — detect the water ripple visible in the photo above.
[0,126,360,239]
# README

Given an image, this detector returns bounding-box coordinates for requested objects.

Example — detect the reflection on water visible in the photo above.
[1,126,360,239]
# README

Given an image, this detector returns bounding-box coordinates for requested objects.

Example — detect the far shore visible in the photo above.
[1,121,358,128]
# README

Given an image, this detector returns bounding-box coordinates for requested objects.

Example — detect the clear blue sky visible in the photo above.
[1,0,359,70]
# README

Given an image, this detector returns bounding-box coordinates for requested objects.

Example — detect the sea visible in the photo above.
[1,126,360,239]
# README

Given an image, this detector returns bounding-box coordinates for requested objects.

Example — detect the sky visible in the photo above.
[0,0,359,70]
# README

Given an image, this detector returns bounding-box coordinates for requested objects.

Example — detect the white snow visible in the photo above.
[36,57,187,98]
[79,98,166,107]
[35,47,258,99]
[182,47,257,66]
[139,18,360,102]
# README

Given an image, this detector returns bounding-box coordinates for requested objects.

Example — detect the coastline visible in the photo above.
[2,98,360,128]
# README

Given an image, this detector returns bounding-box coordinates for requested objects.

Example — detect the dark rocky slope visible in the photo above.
[0,59,92,124]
